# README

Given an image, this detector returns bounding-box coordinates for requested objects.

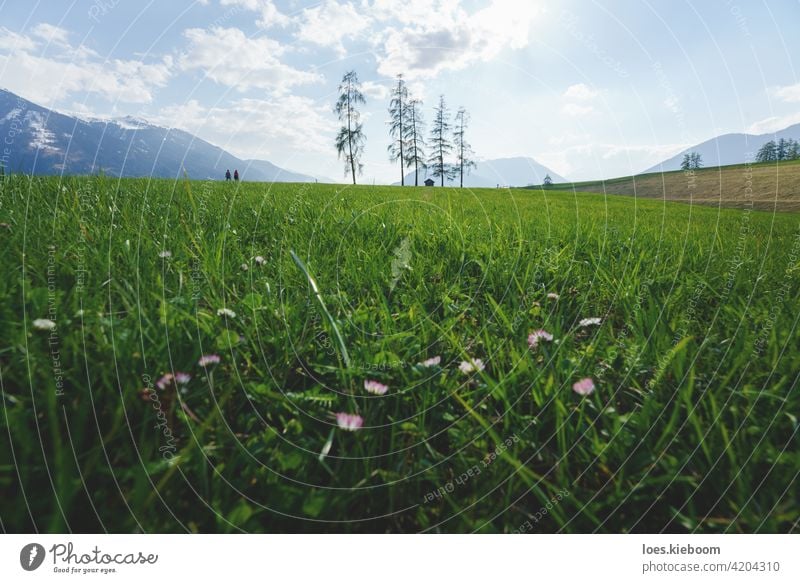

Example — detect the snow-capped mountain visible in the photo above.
[0,89,316,182]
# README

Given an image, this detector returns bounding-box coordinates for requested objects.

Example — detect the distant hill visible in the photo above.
[394,156,567,187]
[0,88,317,182]
[647,124,800,172]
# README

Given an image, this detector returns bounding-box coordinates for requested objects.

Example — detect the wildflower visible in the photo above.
[364,379,388,395]
[157,372,191,389]
[459,358,485,374]
[240,263,248,271]
[217,308,236,318]
[254,256,266,266]
[547,292,559,300]
[418,356,441,367]
[33,318,56,331]
[579,317,602,327]
[158,250,172,258]
[335,412,364,431]
[572,377,596,396]
[198,354,221,367]
[156,373,174,390]
[527,329,554,348]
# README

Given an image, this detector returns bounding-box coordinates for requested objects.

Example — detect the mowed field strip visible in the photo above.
[538,160,800,211]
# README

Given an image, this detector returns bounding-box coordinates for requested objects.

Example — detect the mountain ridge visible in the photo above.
[646,124,800,172]
[393,156,568,187]
[0,88,318,182]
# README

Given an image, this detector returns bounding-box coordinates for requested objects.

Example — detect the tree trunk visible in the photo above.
[399,88,404,186]
[347,80,356,185]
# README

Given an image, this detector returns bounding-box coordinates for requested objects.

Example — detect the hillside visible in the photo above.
[534,160,800,211]
[0,89,317,182]
[646,124,800,172]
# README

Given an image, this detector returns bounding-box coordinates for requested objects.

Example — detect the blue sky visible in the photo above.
[0,0,798,182]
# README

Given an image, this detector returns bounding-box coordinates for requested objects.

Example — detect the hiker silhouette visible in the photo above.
[225,169,231,181]
[234,169,239,182]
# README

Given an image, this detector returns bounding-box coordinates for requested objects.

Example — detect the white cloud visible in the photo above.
[30,23,70,45]
[295,1,369,54]
[538,141,690,179]
[561,103,594,117]
[360,80,390,100]
[0,27,37,52]
[374,0,543,79]
[219,0,289,27]
[747,112,800,134]
[770,82,800,103]
[179,27,322,92]
[563,83,597,101]
[0,24,172,105]
[152,95,337,159]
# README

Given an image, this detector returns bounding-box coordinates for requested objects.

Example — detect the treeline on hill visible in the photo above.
[755,138,800,162]
[334,71,476,187]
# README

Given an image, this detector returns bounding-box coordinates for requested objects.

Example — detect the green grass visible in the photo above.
[1,174,798,533]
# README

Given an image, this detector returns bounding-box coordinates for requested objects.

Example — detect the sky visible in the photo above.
[0,0,799,182]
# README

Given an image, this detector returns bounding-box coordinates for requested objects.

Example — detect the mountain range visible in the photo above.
[395,157,568,187]
[646,124,800,172]
[4,87,798,185]
[0,88,317,182]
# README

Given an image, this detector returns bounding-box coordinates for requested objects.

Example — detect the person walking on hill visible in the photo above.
[234,169,239,182]
[225,169,231,181]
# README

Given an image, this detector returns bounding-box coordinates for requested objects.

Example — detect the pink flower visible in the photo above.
[157,372,190,389]
[459,358,485,374]
[572,377,596,396]
[156,373,174,390]
[418,356,441,367]
[175,372,191,385]
[528,329,554,348]
[198,354,221,367]
[335,412,364,431]
[364,379,388,395]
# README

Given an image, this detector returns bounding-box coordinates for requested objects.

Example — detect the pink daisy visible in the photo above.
[528,329,554,348]
[418,356,441,367]
[364,379,389,395]
[198,354,221,367]
[459,358,485,374]
[335,412,364,431]
[174,372,191,385]
[572,377,596,396]
[156,373,174,390]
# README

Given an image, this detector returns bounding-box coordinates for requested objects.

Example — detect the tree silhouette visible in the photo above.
[428,95,455,187]
[387,74,408,185]
[335,70,366,185]
[453,107,476,188]
[404,99,426,186]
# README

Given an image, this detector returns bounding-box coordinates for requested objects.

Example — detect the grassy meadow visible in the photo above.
[1,174,799,533]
